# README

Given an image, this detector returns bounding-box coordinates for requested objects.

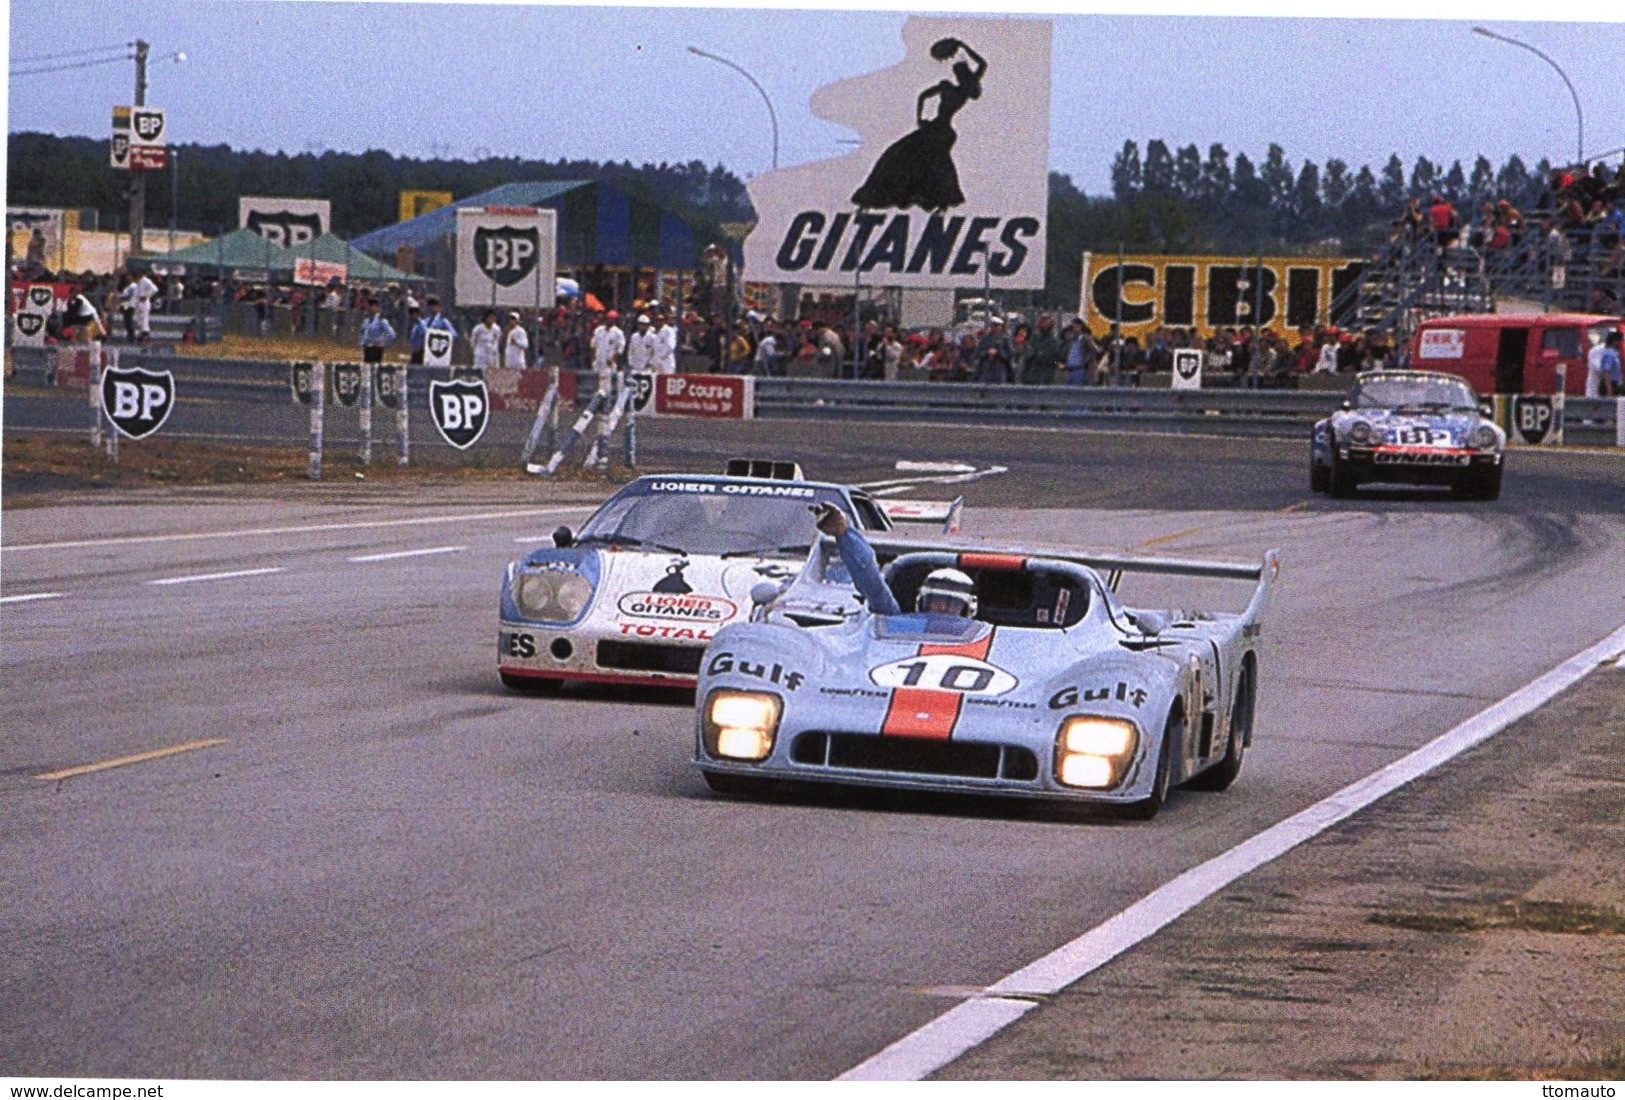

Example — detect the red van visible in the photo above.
[1408,313,1621,394]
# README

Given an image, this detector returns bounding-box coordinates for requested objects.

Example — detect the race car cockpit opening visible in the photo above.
[884,557,1090,629]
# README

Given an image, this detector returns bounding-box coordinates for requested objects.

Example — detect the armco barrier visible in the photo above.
[6,349,1622,447]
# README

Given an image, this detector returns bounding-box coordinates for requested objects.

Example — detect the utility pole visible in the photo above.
[129,38,149,255]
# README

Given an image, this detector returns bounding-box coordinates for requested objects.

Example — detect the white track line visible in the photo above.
[0,592,66,605]
[148,567,285,587]
[840,618,1625,1081]
[1,507,588,554]
[348,545,465,563]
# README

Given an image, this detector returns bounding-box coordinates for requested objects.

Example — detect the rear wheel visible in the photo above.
[1121,706,1183,820]
[1188,659,1253,791]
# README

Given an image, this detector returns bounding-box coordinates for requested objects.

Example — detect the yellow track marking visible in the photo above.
[1139,526,1202,548]
[37,738,227,781]
[1277,500,1311,514]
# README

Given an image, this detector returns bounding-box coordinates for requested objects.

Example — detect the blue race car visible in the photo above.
[693,536,1279,819]
[1310,370,1505,500]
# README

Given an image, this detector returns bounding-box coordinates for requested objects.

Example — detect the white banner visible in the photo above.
[454,207,558,309]
[743,17,1050,290]
[240,197,332,249]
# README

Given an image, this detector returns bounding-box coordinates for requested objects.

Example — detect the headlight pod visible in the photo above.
[514,568,593,622]
[1469,425,1499,451]
[1347,420,1376,446]
[702,690,782,762]
[1055,716,1140,789]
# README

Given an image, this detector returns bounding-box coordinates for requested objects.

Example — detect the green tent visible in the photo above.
[138,227,296,275]
[281,233,423,284]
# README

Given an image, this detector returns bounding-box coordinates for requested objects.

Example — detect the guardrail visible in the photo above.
[7,349,1621,447]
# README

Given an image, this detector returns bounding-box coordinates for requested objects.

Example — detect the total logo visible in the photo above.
[618,592,738,623]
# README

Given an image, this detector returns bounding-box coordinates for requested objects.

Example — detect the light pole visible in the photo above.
[687,45,779,172]
[1472,26,1584,165]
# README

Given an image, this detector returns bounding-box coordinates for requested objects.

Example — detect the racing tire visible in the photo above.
[1187,659,1253,792]
[702,770,773,797]
[1456,466,1501,502]
[501,671,562,694]
[1310,459,1330,494]
[1121,706,1183,821]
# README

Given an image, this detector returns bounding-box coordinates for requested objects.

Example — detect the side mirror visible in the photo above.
[552,525,574,549]
[1134,611,1168,637]
[749,581,781,607]
[1479,403,1494,418]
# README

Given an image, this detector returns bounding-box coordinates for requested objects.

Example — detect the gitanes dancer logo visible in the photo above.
[744,18,1051,290]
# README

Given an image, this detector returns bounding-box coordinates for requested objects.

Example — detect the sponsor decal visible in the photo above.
[706,651,805,691]
[1392,425,1448,446]
[500,631,537,659]
[16,314,44,338]
[101,366,176,440]
[1418,328,1466,360]
[131,108,165,144]
[652,561,693,595]
[423,328,454,367]
[429,378,489,449]
[744,19,1050,290]
[617,623,714,641]
[870,653,1017,696]
[374,365,402,409]
[618,591,738,623]
[27,285,54,310]
[819,686,889,699]
[331,361,363,408]
[1373,448,1471,466]
[964,697,1037,710]
[473,225,541,287]
[1172,347,1203,390]
[1049,681,1148,710]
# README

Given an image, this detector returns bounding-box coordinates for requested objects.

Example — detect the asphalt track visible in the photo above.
[2,420,1622,1079]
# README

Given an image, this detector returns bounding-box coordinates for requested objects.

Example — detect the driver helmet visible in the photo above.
[916,568,977,618]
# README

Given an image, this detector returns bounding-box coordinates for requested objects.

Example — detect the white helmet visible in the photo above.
[917,567,977,618]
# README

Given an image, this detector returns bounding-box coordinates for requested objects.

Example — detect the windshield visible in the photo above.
[577,479,848,556]
[1355,375,1477,411]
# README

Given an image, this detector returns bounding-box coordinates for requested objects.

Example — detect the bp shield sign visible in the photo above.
[290,361,317,405]
[1511,394,1561,446]
[331,361,363,407]
[429,378,488,449]
[473,226,541,287]
[1171,348,1203,390]
[424,327,454,367]
[374,365,402,409]
[101,366,176,440]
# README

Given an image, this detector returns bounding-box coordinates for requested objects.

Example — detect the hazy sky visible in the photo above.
[6,1,1624,197]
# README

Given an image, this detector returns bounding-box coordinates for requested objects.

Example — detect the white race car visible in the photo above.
[498,461,961,690]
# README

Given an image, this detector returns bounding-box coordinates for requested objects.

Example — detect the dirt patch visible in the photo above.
[1,431,628,505]
[937,668,1625,1080]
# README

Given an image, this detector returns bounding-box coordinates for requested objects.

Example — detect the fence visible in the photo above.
[7,349,1623,450]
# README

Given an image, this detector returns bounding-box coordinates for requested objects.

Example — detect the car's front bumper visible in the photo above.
[1340,446,1501,484]
[499,619,707,686]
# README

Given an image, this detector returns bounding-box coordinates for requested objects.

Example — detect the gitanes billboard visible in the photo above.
[744,17,1051,290]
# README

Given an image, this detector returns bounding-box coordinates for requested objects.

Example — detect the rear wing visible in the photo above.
[876,496,964,535]
[870,539,1281,625]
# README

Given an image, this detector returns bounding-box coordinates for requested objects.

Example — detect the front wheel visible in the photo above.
[1121,706,1183,820]
[501,671,562,694]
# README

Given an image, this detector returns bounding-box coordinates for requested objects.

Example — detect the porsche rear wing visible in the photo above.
[875,496,964,535]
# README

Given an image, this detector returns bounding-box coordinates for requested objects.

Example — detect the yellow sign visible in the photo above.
[399,190,453,223]
[1079,253,1366,339]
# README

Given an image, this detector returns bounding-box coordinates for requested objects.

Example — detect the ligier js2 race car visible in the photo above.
[694,538,1279,819]
[498,461,961,690]
[1310,370,1506,500]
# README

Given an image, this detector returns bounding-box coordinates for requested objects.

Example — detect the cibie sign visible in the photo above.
[743,17,1051,290]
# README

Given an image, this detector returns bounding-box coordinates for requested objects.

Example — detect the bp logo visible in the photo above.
[429,378,488,450]
[17,314,44,337]
[132,109,165,142]
[246,210,321,249]
[1174,349,1201,382]
[110,133,131,166]
[290,361,317,405]
[374,365,402,409]
[27,286,54,310]
[101,366,176,440]
[474,226,541,287]
[331,361,363,407]
[424,328,454,366]
[628,372,656,413]
[1511,395,1557,445]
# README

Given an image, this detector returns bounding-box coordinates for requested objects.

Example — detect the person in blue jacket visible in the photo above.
[812,502,976,618]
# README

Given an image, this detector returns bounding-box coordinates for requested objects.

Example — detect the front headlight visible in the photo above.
[1055,716,1140,789]
[515,568,593,622]
[702,690,782,762]
[1347,420,1375,445]
[1468,425,1499,451]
